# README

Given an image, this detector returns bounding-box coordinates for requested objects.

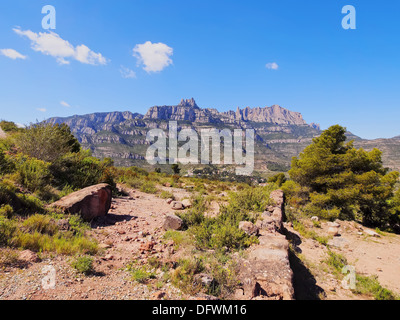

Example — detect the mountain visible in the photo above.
[47,99,400,172]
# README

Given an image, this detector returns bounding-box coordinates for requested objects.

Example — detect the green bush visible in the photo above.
[71,256,94,275]
[22,214,58,236]
[127,263,156,284]
[140,181,157,194]
[0,204,14,218]
[0,217,17,246]
[0,151,15,174]
[268,173,287,187]
[170,257,204,294]
[16,122,80,163]
[287,125,400,227]
[15,155,51,193]
[50,150,114,190]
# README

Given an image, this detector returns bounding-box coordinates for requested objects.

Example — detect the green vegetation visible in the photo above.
[0,121,107,257]
[324,250,397,300]
[71,256,95,275]
[283,125,400,229]
[126,262,156,284]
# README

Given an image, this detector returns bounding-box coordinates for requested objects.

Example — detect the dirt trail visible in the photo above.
[1,185,400,300]
[0,127,7,139]
[285,220,400,300]
[0,188,191,300]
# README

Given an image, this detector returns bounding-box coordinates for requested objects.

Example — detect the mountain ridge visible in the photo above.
[46,99,400,172]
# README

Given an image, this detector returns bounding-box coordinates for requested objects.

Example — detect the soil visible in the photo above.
[1,185,400,300]
[285,219,400,300]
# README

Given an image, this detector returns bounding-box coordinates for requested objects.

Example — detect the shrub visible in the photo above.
[15,154,51,193]
[16,122,80,163]
[0,151,15,174]
[0,204,14,218]
[127,264,156,284]
[268,173,287,187]
[160,190,174,200]
[22,214,58,236]
[287,125,400,227]
[71,256,94,275]
[0,217,17,246]
[140,181,157,194]
[50,150,114,190]
[170,257,204,294]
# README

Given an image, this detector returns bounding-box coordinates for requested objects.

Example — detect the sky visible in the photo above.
[0,0,400,139]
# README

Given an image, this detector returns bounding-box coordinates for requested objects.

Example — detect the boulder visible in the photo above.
[50,184,112,221]
[163,215,183,231]
[239,221,259,236]
[363,228,380,237]
[269,190,285,208]
[171,201,184,210]
[19,250,41,263]
[182,199,192,209]
[328,226,340,237]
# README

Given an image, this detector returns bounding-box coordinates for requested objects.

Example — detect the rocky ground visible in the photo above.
[1,185,400,300]
[0,187,194,300]
[285,219,400,300]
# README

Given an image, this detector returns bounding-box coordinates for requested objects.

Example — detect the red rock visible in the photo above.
[50,184,112,221]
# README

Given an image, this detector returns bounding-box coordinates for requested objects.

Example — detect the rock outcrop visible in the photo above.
[235,190,294,300]
[50,184,112,221]
[144,98,308,126]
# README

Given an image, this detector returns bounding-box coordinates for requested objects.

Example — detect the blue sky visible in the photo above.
[0,0,400,139]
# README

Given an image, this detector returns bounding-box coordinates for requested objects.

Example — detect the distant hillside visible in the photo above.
[47,99,400,172]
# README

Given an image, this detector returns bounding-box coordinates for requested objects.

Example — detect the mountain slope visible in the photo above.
[47,99,400,172]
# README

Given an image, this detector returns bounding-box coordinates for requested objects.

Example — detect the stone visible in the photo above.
[269,189,284,208]
[311,216,319,222]
[55,219,71,231]
[19,250,41,263]
[239,221,259,236]
[328,226,340,237]
[166,198,174,205]
[182,199,192,208]
[50,183,112,221]
[139,241,155,252]
[152,291,166,300]
[364,229,380,237]
[163,215,183,231]
[171,201,184,210]
[194,273,214,287]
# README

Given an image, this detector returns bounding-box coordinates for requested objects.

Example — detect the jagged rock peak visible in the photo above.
[178,98,198,108]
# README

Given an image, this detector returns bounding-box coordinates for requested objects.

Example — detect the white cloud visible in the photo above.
[37,108,47,112]
[0,48,27,60]
[133,41,173,73]
[120,66,136,79]
[266,62,279,70]
[60,101,71,108]
[13,28,108,66]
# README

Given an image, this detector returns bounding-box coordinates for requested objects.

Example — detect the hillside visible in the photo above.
[47,99,400,172]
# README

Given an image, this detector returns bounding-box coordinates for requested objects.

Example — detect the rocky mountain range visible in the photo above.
[47,99,400,173]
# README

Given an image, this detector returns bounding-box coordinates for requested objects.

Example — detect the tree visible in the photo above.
[285,125,399,227]
[16,122,80,162]
[268,173,287,187]
[171,164,181,175]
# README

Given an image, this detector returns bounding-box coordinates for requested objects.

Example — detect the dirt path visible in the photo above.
[285,220,400,300]
[0,188,191,300]
[0,127,6,139]
[1,185,400,300]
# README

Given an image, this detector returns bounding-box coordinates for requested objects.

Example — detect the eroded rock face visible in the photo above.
[235,189,294,300]
[50,184,112,221]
